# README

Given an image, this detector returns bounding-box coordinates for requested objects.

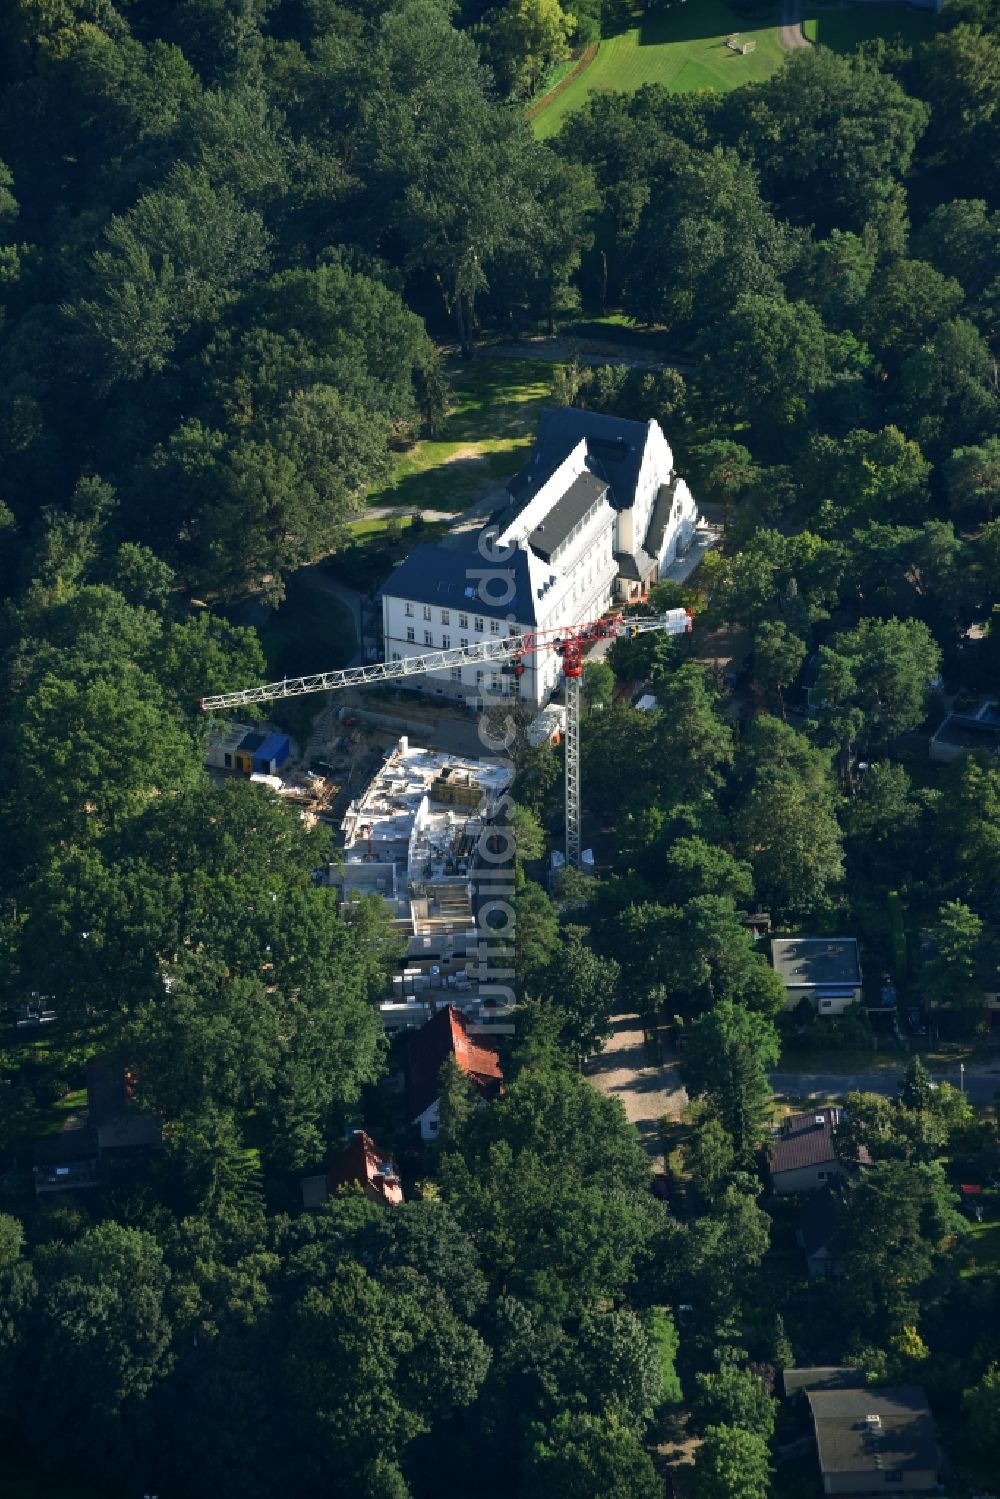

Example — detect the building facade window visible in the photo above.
[490,620,500,635]
[442,634,450,649]
[404,602,414,617]
[460,637,468,649]
[392,652,401,661]
[406,627,415,642]
[459,614,469,628]
[450,668,462,681]
[422,605,432,620]
[474,617,484,632]
[424,630,433,646]
[441,609,450,624]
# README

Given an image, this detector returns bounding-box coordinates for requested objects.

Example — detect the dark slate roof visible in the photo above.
[771,939,861,992]
[33,1127,99,1166]
[527,471,608,562]
[508,407,651,513]
[643,479,678,559]
[798,1186,842,1257]
[613,552,644,583]
[807,1387,937,1477]
[383,543,541,625]
[933,714,1000,750]
[783,1368,865,1398]
[768,1107,839,1176]
[86,1058,128,1126]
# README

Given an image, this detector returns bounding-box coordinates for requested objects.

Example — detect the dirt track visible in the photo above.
[586,1014,688,1172]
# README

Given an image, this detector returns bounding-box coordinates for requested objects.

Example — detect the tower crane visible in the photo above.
[200,607,692,867]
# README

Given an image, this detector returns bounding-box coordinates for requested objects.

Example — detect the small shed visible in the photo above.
[205,724,291,776]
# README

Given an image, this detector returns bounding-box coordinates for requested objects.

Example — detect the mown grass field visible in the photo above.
[533,2,942,139]
[534,1,785,139]
[367,357,560,513]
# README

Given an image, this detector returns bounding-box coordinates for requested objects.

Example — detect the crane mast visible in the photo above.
[201,607,692,866]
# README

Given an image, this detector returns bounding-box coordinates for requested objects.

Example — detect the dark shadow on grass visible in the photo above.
[637,0,775,48]
[257,571,357,681]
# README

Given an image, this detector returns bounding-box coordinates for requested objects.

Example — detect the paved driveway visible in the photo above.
[779,0,811,50]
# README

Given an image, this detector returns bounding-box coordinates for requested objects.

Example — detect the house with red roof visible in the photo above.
[300,1129,403,1209]
[404,1004,503,1140]
[768,1106,869,1195]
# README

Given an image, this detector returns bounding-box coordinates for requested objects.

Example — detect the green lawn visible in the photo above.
[534,1,786,140]
[803,4,940,50]
[367,358,559,513]
[962,1213,1000,1278]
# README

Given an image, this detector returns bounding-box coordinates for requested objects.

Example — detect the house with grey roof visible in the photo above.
[806,1385,939,1495]
[782,1371,940,1495]
[380,408,699,709]
[771,937,863,1017]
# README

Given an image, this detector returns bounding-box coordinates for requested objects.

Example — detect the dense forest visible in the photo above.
[1,0,1000,1496]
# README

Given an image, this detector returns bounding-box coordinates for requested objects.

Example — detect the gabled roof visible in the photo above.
[404,1005,503,1121]
[807,1386,937,1477]
[86,1058,131,1126]
[327,1130,403,1207]
[769,1107,840,1175]
[508,407,652,514]
[382,542,543,626]
[783,1367,865,1397]
[527,471,608,561]
[643,479,678,560]
[798,1186,842,1257]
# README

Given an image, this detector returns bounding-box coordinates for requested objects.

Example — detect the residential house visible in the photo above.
[807,1385,939,1495]
[771,938,863,1017]
[768,1107,865,1195]
[403,1004,503,1140]
[380,407,700,710]
[85,1058,163,1159]
[300,1129,403,1209]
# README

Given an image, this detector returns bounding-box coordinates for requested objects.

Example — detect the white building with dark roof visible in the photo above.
[381,407,699,709]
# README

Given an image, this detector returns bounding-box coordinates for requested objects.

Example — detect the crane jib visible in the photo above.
[198,609,692,712]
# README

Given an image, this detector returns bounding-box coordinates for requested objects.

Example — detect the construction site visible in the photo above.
[329,736,513,1034]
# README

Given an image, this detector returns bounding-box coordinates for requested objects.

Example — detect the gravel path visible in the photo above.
[586,1014,688,1171]
[779,0,811,50]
